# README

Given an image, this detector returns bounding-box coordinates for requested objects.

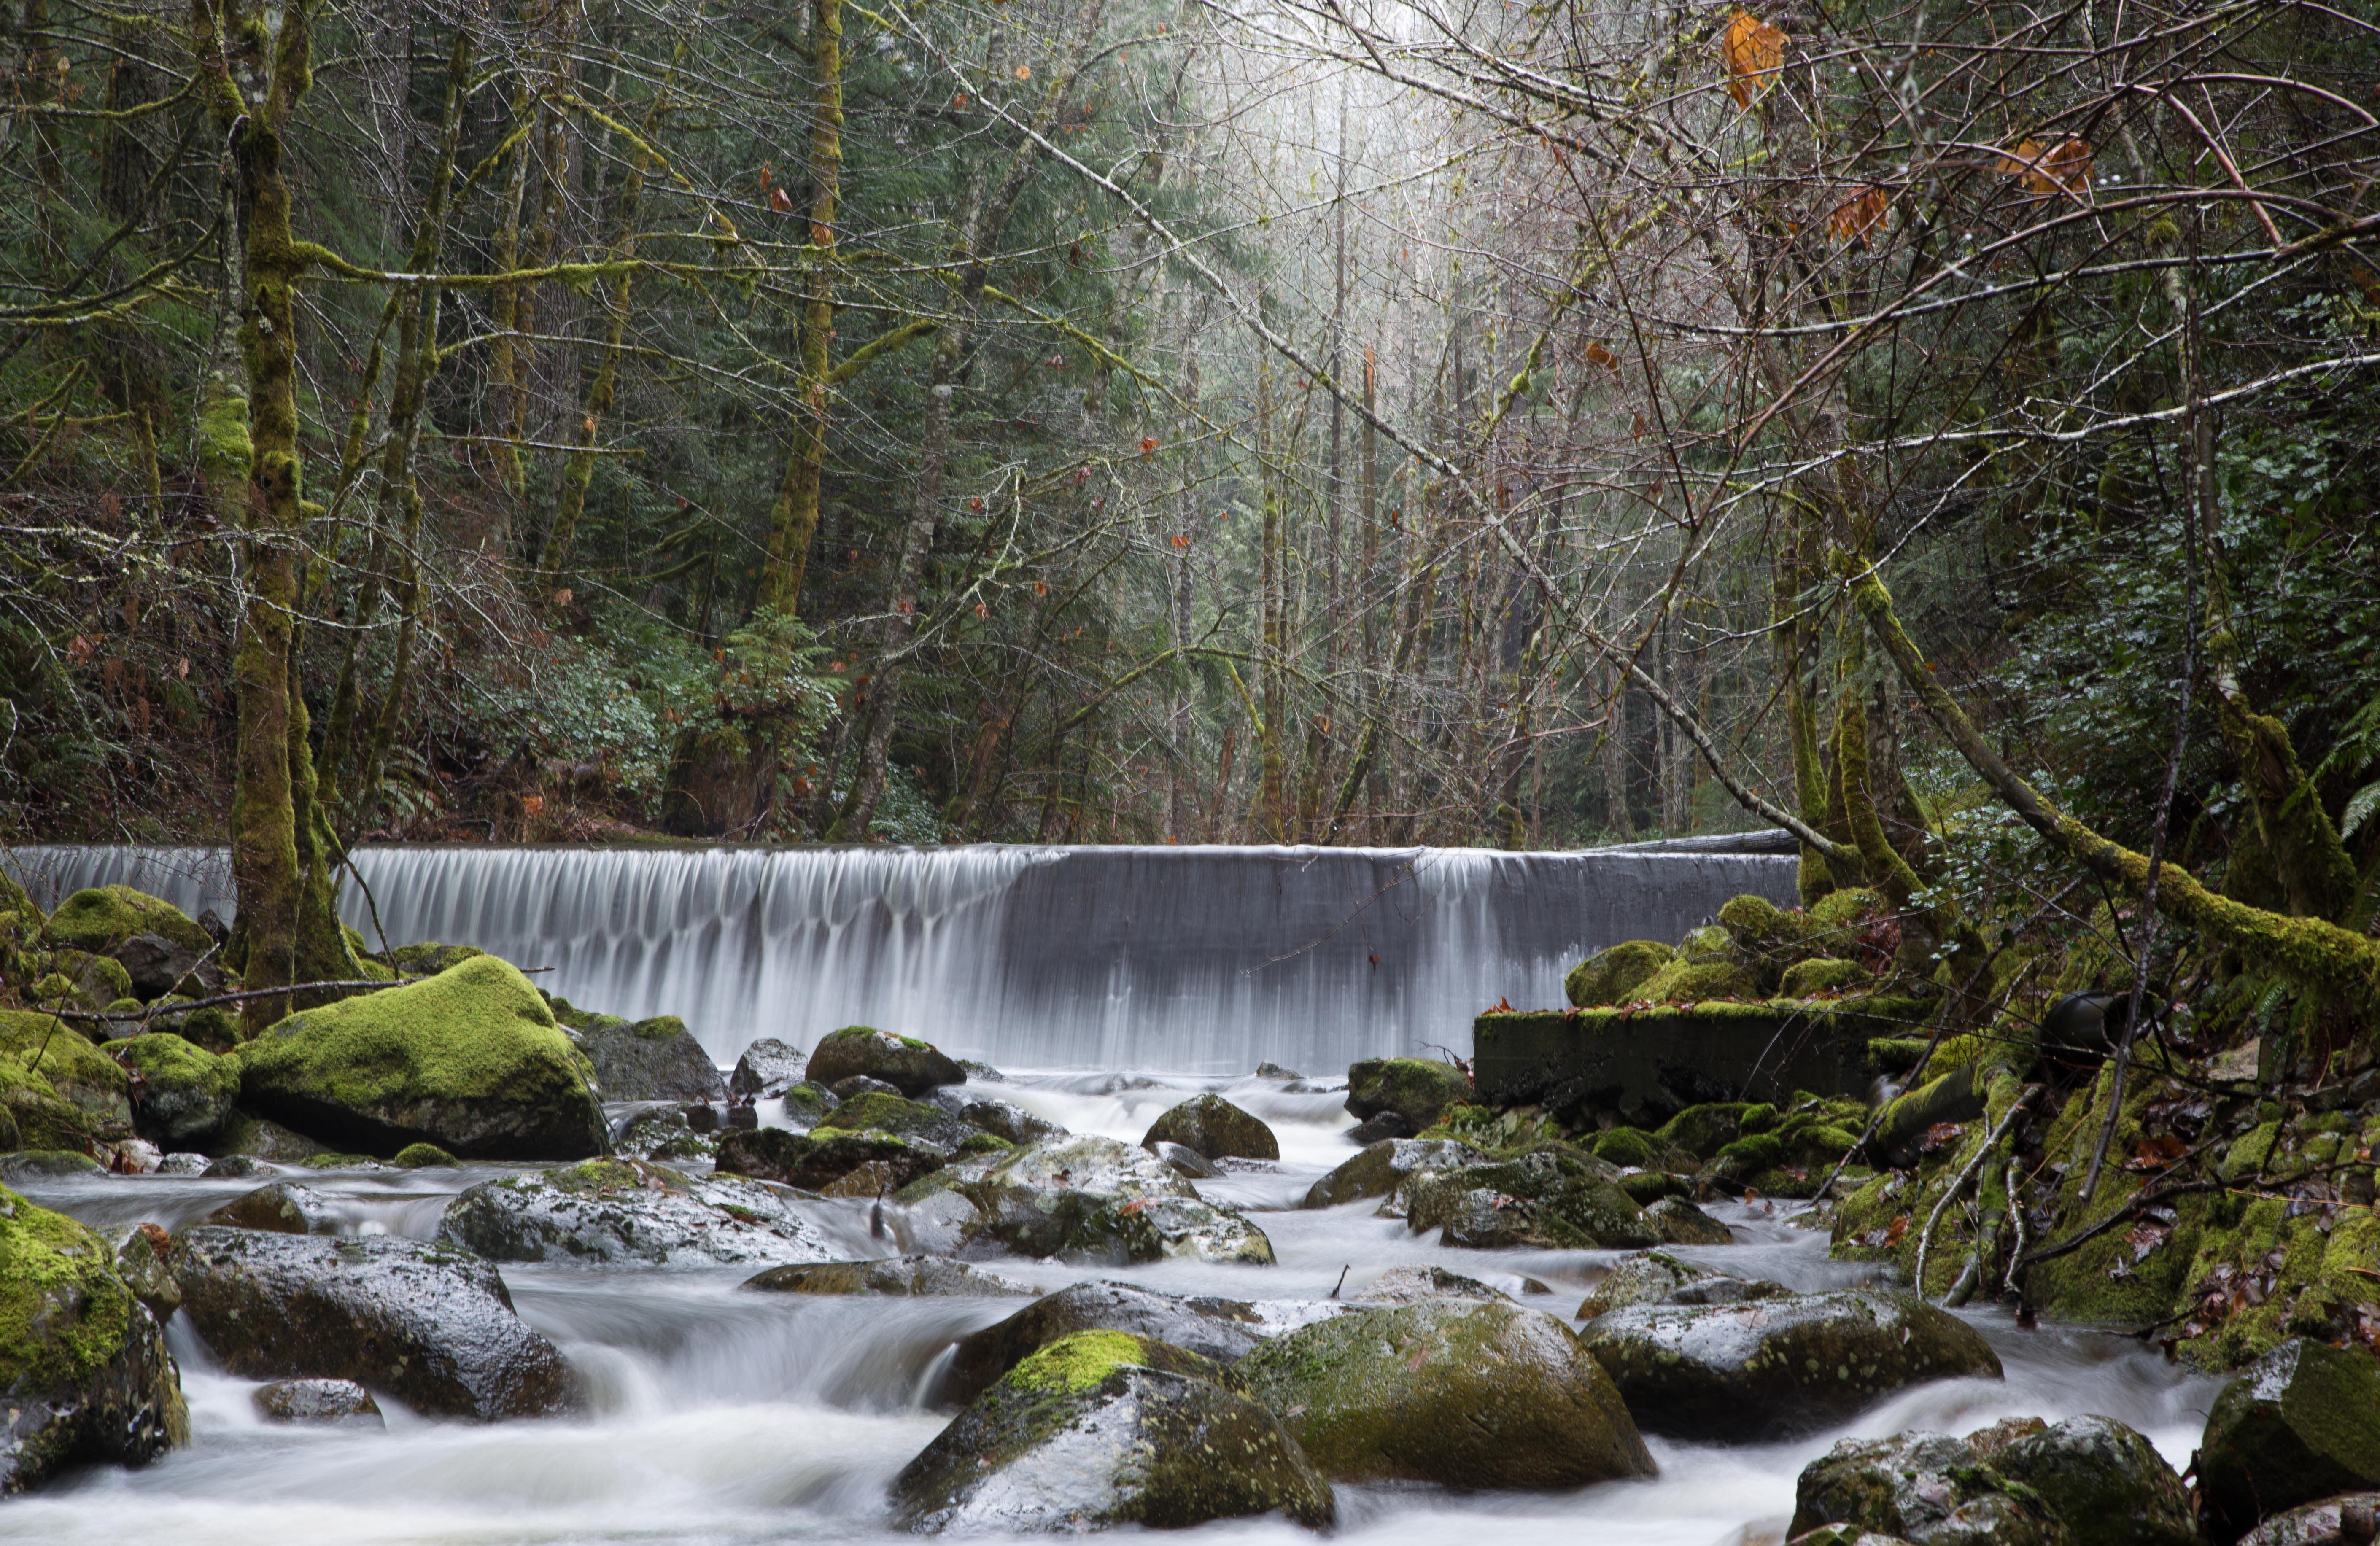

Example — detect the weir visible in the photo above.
[5,839,1796,1073]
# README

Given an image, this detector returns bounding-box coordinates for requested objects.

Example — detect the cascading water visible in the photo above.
[5,840,1797,1071]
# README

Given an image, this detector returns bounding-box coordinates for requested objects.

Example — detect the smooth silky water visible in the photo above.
[0,843,2218,1543]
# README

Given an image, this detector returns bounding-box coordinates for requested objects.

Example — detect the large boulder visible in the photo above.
[1790,1414,2196,1546]
[942,1281,1266,1406]
[43,886,211,958]
[111,1032,238,1148]
[742,1255,1036,1297]
[0,1011,132,1134]
[1141,1093,1278,1161]
[901,1135,1275,1266]
[111,932,223,1001]
[815,1091,981,1150]
[1579,1288,2002,1439]
[924,1089,1063,1146]
[1235,1300,1654,1489]
[559,1007,725,1104]
[438,1158,834,1266]
[728,1037,806,1100]
[716,1126,951,1195]
[1403,1144,1659,1249]
[168,1226,585,1419]
[1566,940,1675,1007]
[2198,1339,2380,1543]
[0,1186,187,1493]
[1302,1137,1482,1209]
[1344,1058,1470,1131]
[234,956,607,1159]
[890,1331,1334,1534]
[0,1045,106,1152]
[805,1026,964,1096]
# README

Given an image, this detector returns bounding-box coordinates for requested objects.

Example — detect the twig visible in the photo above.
[1914,1086,2037,1302]
[52,977,423,1021]
[2001,1156,2029,1299]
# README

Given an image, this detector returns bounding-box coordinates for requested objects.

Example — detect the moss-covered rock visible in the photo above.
[1140,1093,1278,1161]
[1589,1126,1658,1167]
[814,1091,978,1150]
[1784,957,1874,997]
[1648,1196,1738,1244]
[891,1330,1334,1533]
[902,1135,1275,1266]
[43,886,210,957]
[394,1142,458,1168]
[234,956,606,1159]
[48,950,135,1014]
[1811,887,1884,929]
[1414,1100,1565,1152]
[1566,940,1675,1007]
[1635,957,1760,1004]
[714,1125,949,1193]
[1301,1137,1482,1208]
[111,1032,237,1148]
[388,942,484,977]
[1579,1288,2002,1440]
[1576,1251,1784,1320]
[1656,1102,1752,1163]
[0,1185,187,1492]
[0,1011,130,1135]
[741,1255,1037,1297]
[0,1052,96,1152]
[1402,1144,1658,1250]
[167,1225,583,1420]
[1343,1058,1471,1130]
[941,1280,1266,1406]
[803,1025,964,1096]
[438,1157,834,1266]
[2197,1338,2380,1542]
[1236,1300,1653,1489]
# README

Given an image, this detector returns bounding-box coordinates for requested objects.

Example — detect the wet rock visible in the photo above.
[1354,1264,1514,1306]
[611,1105,714,1162]
[204,1182,343,1235]
[1237,1300,1654,1489]
[942,1281,1265,1406]
[814,1091,978,1150]
[1404,1144,1659,1249]
[571,1013,725,1104]
[2198,1339,2380,1543]
[1648,1196,1737,1245]
[891,1330,1334,1534]
[212,1113,331,1164]
[828,1074,901,1100]
[1566,939,1675,1007]
[1141,1093,1279,1161]
[2237,1493,2380,1546]
[1301,1137,1482,1209]
[903,1134,1275,1266]
[439,1157,834,1267]
[959,1060,1005,1083]
[779,1080,840,1130]
[155,1152,210,1175]
[1579,1288,2002,1439]
[741,1255,1037,1296]
[168,1225,584,1420]
[112,1033,239,1148]
[728,1037,806,1101]
[1344,1057,1471,1131]
[252,1378,383,1427]
[0,1186,188,1493]
[1149,1140,1218,1178]
[921,1090,1062,1146]
[1255,1063,1303,1081]
[1790,1414,2194,1546]
[1575,1250,1786,1320]
[1347,1112,1417,1143]
[716,1126,949,1193]
[804,1026,965,1097]
[115,1223,181,1320]
[199,1154,272,1180]
[235,956,606,1160]
[0,1149,102,1185]
[394,1141,459,1168]
[43,885,212,957]
[111,932,222,1001]
[0,1011,132,1133]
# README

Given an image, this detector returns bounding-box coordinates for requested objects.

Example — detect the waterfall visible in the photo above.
[5,841,1797,1074]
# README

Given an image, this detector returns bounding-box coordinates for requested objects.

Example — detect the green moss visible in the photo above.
[43,886,211,956]
[2220,1121,2283,1182]
[1810,888,1884,929]
[394,1142,458,1168]
[954,1131,1015,1158]
[1636,959,1758,1003]
[1784,957,1872,997]
[0,1011,130,1126]
[1566,940,1674,1007]
[1591,1127,1656,1167]
[1005,1329,1151,1394]
[1680,925,1736,964]
[0,1051,92,1150]
[0,873,43,927]
[0,1184,137,1393]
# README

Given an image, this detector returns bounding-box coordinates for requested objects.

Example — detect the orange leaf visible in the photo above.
[1720,11,1786,110]
[1171,533,1190,548]
[1582,339,1619,371]
[1140,436,1159,456]
[770,186,794,213]
[1828,184,1889,242]
[973,601,989,620]
[1998,136,2091,197]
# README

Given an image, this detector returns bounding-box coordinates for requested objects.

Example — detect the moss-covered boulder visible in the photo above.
[1784,957,1874,997]
[1141,1093,1278,1161]
[551,1004,725,1104]
[804,1026,964,1096]
[1237,1300,1653,1489]
[0,1185,187,1492]
[168,1225,583,1420]
[1648,1196,1737,1244]
[1403,1144,1658,1250]
[395,1142,458,1168]
[1302,1137,1482,1208]
[234,956,606,1160]
[814,1091,978,1150]
[1343,1057,1470,1131]
[43,886,210,958]
[47,949,135,1013]
[741,1255,1036,1297]
[1566,940,1676,1007]
[942,1280,1266,1406]
[438,1157,835,1267]
[388,942,484,977]
[2198,1338,2380,1543]
[1634,957,1759,1004]
[0,1052,97,1152]
[111,1032,237,1148]
[892,1330,1334,1533]
[0,1011,131,1134]
[1579,1288,2002,1440]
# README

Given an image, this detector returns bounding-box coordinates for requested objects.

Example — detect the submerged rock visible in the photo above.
[1235,1300,1654,1489]
[1403,1145,1659,1249]
[2197,1339,2380,1543]
[439,1158,834,1267]
[942,1281,1266,1406]
[1344,1057,1471,1131]
[168,1226,583,1420]
[1302,1137,1482,1209]
[252,1378,383,1427]
[1354,1263,1515,1306]
[1140,1093,1278,1161]
[741,1255,1037,1297]
[203,1181,342,1235]
[0,1186,188,1494]
[728,1037,806,1101]
[235,956,606,1159]
[1579,1288,2002,1440]
[804,1026,964,1096]
[891,1330,1334,1534]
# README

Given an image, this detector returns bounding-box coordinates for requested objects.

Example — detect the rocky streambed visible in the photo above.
[0,1064,2235,1546]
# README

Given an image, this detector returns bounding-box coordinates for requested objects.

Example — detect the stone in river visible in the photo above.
[1140,1093,1279,1161]
[2234,1493,2380,1546]
[1647,1195,1738,1245]
[1579,1287,2001,1440]
[728,1037,806,1100]
[566,1010,725,1104]
[804,1026,965,1096]
[438,1157,834,1267]
[1575,1250,1785,1320]
[941,1280,1266,1406]
[253,1378,384,1427]
[167,1225,583,1420]
[1301,1137,1482,1209]
[2198,1338,2380,1543]
[890,1330,1334,1534]
[899,1134,1274,1266]
[1342,1057,1471,1130]
[716,1126,949,1194]
[741,1255,1037,1296]
[1402,1143,1660,1249]
[203,1181,344,1235]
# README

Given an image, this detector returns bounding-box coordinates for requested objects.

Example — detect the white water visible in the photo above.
[3,841,1797,1071]
[2,1077,2220,1546]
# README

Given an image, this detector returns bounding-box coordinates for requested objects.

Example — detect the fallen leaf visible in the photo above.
[1720,11,1787,109]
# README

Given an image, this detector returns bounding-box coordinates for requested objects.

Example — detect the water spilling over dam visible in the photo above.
[5,840,1796,1072]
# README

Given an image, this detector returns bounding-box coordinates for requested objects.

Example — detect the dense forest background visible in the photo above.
[2,0,2377,897]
